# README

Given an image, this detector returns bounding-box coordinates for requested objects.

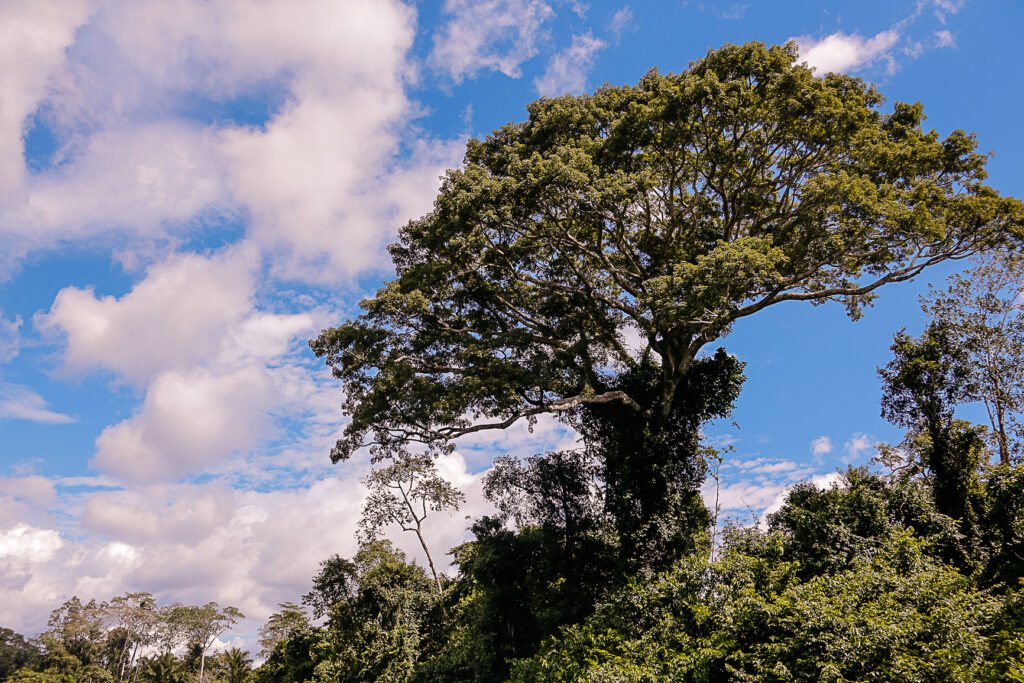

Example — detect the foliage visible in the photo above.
[982,463,1024,585]
[512,530,999,682]
[923,252,1024,463]
[252,627,318,683]
[360,450,465,592]
[880,323,989,524]
[300,541,437,683]
[164,601,242,683]
[768,466,974,575]
[215,647,253,683]
[136,652,187,683]
[257,603,308,661]
[315,39,1021,579]
[0,627,40,679]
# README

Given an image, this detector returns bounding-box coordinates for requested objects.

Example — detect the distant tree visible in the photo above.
[924,252,1024,464]
[311,541,435,683]
[315,41,1022,570]
[303,555,358,621]
[768,466,970,575]
[0,628,40,679]
[218,647,252,683]
[252,627,318,683]
[165,602,241,683]
[485,449,606,542]
[359,450,465,593]
[44,597,106,669]
[137,652,187,683]
[257,603,309,661]
[104,592,157,681]
[983,463,1024,585]
[880,323,988,523]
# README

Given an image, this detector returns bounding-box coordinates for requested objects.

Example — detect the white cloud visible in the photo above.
[934,29,955,48]
[794,29,901,74]
[609,5,635,41]
[0,311,21,363]
[811,435,833,457]
[929,0,964,22]
[8,123,228,242]
[93,366,280,482]
[39,247,324,483]
[0,524,62,563]
[707,480,789,516]
[0,477,57,506]
[0,0,461,282]
[534,33,607,97]
[0,2,92,197]
[430,0,555,82]
[844,432,876,461]
[0,383,74,424]
[82,484,236,546]
[38,248,258,384]
[0,451,492,638]
[567,1,589,19]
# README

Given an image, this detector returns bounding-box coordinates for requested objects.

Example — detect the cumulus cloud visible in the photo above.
[0,2,92,196]
[1,0,461,282]
[811,435,833,458]
[38,248,258,384]
[0,523,64,599]
[534,33,607,97]
[39,247,323,482]
[9,123,228,242]
[794,0,963,76]
[795,29,901,74]
[93,366,281,482]
[844,432,876,461]
[1,451,492,637]
[430,0,555,82]
[0,477,57,506]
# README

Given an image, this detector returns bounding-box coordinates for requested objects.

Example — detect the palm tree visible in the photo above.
[221,648,252,683]
[138,653,186,683]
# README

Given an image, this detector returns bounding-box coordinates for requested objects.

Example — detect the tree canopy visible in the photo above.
[313,41,1023,462]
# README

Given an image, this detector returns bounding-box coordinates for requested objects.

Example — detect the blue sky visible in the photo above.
[0,0,1021,640]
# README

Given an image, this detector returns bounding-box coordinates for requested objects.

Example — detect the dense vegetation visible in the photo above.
[6,42,1024,682]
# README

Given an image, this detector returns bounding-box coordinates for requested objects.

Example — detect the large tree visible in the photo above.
[314,42,1022,564]
[314,41,1021,457]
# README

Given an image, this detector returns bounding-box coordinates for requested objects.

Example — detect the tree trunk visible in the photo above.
[996,398,1010,465]
[415,525,443,594]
